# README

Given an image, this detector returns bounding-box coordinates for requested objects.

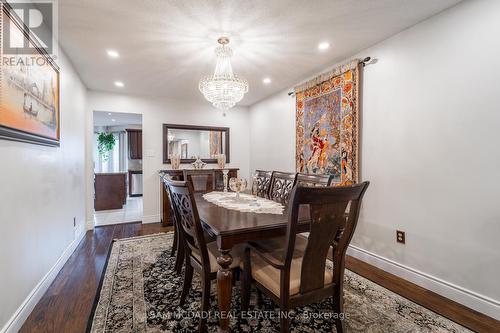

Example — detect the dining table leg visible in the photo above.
[216,247,233,332]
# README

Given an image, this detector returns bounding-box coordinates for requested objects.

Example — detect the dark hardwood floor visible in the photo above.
[20,222,499,332]
[20,222,171,333]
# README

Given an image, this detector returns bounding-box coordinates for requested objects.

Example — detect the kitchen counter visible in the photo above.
[94,173,127,211]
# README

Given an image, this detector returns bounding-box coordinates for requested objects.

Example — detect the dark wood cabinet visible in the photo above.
[127,129,142,160]
[94,173,127,211]
[159,168,238,226]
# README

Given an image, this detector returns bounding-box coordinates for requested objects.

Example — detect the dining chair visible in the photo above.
[295,173,335,246]
[162,175,184,275]
[252,170,272,198]
[296,173,334,187]
[183,169,215,193]
[240,181,370,333]
[166,178,243,332]
[268,171,297,206]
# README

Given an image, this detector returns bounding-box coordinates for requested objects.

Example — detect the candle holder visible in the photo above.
[222,169,229,192]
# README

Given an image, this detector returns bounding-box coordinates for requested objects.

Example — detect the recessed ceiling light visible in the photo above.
[111,119,116,122]
[114,81,124,87]
[318,41,330,51]
[107,49,120,58]
[262,77,271,84]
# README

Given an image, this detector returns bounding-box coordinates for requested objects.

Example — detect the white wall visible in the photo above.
[0,50,88,331]
[249,0,500,319]
[249,91,296,175]
[86,92,250,225]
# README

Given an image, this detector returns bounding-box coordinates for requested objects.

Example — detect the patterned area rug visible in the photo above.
[88,233,470,333]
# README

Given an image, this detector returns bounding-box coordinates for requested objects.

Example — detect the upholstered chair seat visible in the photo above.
[255,234,336,266]
[246,237,334,296]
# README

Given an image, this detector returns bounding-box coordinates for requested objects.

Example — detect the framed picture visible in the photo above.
[0,2,60,146]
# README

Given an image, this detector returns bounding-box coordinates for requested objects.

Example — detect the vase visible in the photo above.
[170,154,180,170]
[217,154,226,169]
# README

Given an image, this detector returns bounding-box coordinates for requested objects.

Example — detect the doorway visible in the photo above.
[92,111,143,226]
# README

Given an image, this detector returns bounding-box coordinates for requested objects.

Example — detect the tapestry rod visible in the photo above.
[287,57,372,96]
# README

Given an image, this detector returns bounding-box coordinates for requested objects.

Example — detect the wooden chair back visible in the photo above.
[296,173,334,187]
[268,171,297,205]
[284,182,370,295]
[252,170,272,198]
[162,174,177,221]
[165,179,210,269]
[163,174,182,234]
[183,170,215,193]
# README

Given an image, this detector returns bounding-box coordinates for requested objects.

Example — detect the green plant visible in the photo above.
[97,132,116,161]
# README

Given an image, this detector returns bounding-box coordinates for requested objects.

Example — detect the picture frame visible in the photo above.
[0,1,61,146]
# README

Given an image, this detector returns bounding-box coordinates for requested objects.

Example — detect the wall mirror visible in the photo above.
[163,124,230,163]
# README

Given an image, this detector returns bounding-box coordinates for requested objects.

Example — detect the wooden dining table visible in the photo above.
[194,192,311,332]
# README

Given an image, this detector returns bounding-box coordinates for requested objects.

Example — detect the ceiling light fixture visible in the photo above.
[199,37,249,116]
[114,81,124,87]
[107,50,120,58]
[262,77,271,84]
[318,41,330,51]
[111,119,116,122]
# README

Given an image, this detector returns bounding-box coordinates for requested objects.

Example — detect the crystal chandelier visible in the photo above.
[199,37,249,115]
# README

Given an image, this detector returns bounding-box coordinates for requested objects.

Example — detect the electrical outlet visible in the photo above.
[396,230,405,244]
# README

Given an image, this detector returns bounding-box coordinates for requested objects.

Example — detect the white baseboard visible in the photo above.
[142,214,160,224]
[347,245,500,321]
[94,216,144,227]
[1,225,87,333]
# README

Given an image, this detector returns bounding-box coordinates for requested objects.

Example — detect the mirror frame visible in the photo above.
[162,123,230,164]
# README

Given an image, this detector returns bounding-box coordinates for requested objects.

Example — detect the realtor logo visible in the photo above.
[2,1,53,54]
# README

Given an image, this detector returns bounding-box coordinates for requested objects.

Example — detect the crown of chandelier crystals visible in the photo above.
[199,37,249,114]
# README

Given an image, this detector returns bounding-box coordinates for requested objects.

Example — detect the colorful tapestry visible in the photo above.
[295,60,360,185]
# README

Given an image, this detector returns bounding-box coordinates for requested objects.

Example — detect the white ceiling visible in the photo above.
[93,111,142,127]
[59,0,462,106]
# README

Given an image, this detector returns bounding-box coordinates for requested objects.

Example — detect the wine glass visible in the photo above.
[229,178,247,200]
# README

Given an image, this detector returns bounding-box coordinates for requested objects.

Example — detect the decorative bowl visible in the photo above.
[192,156,206,169]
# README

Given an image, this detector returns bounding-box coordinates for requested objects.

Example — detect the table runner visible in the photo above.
[202,192,284,215]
